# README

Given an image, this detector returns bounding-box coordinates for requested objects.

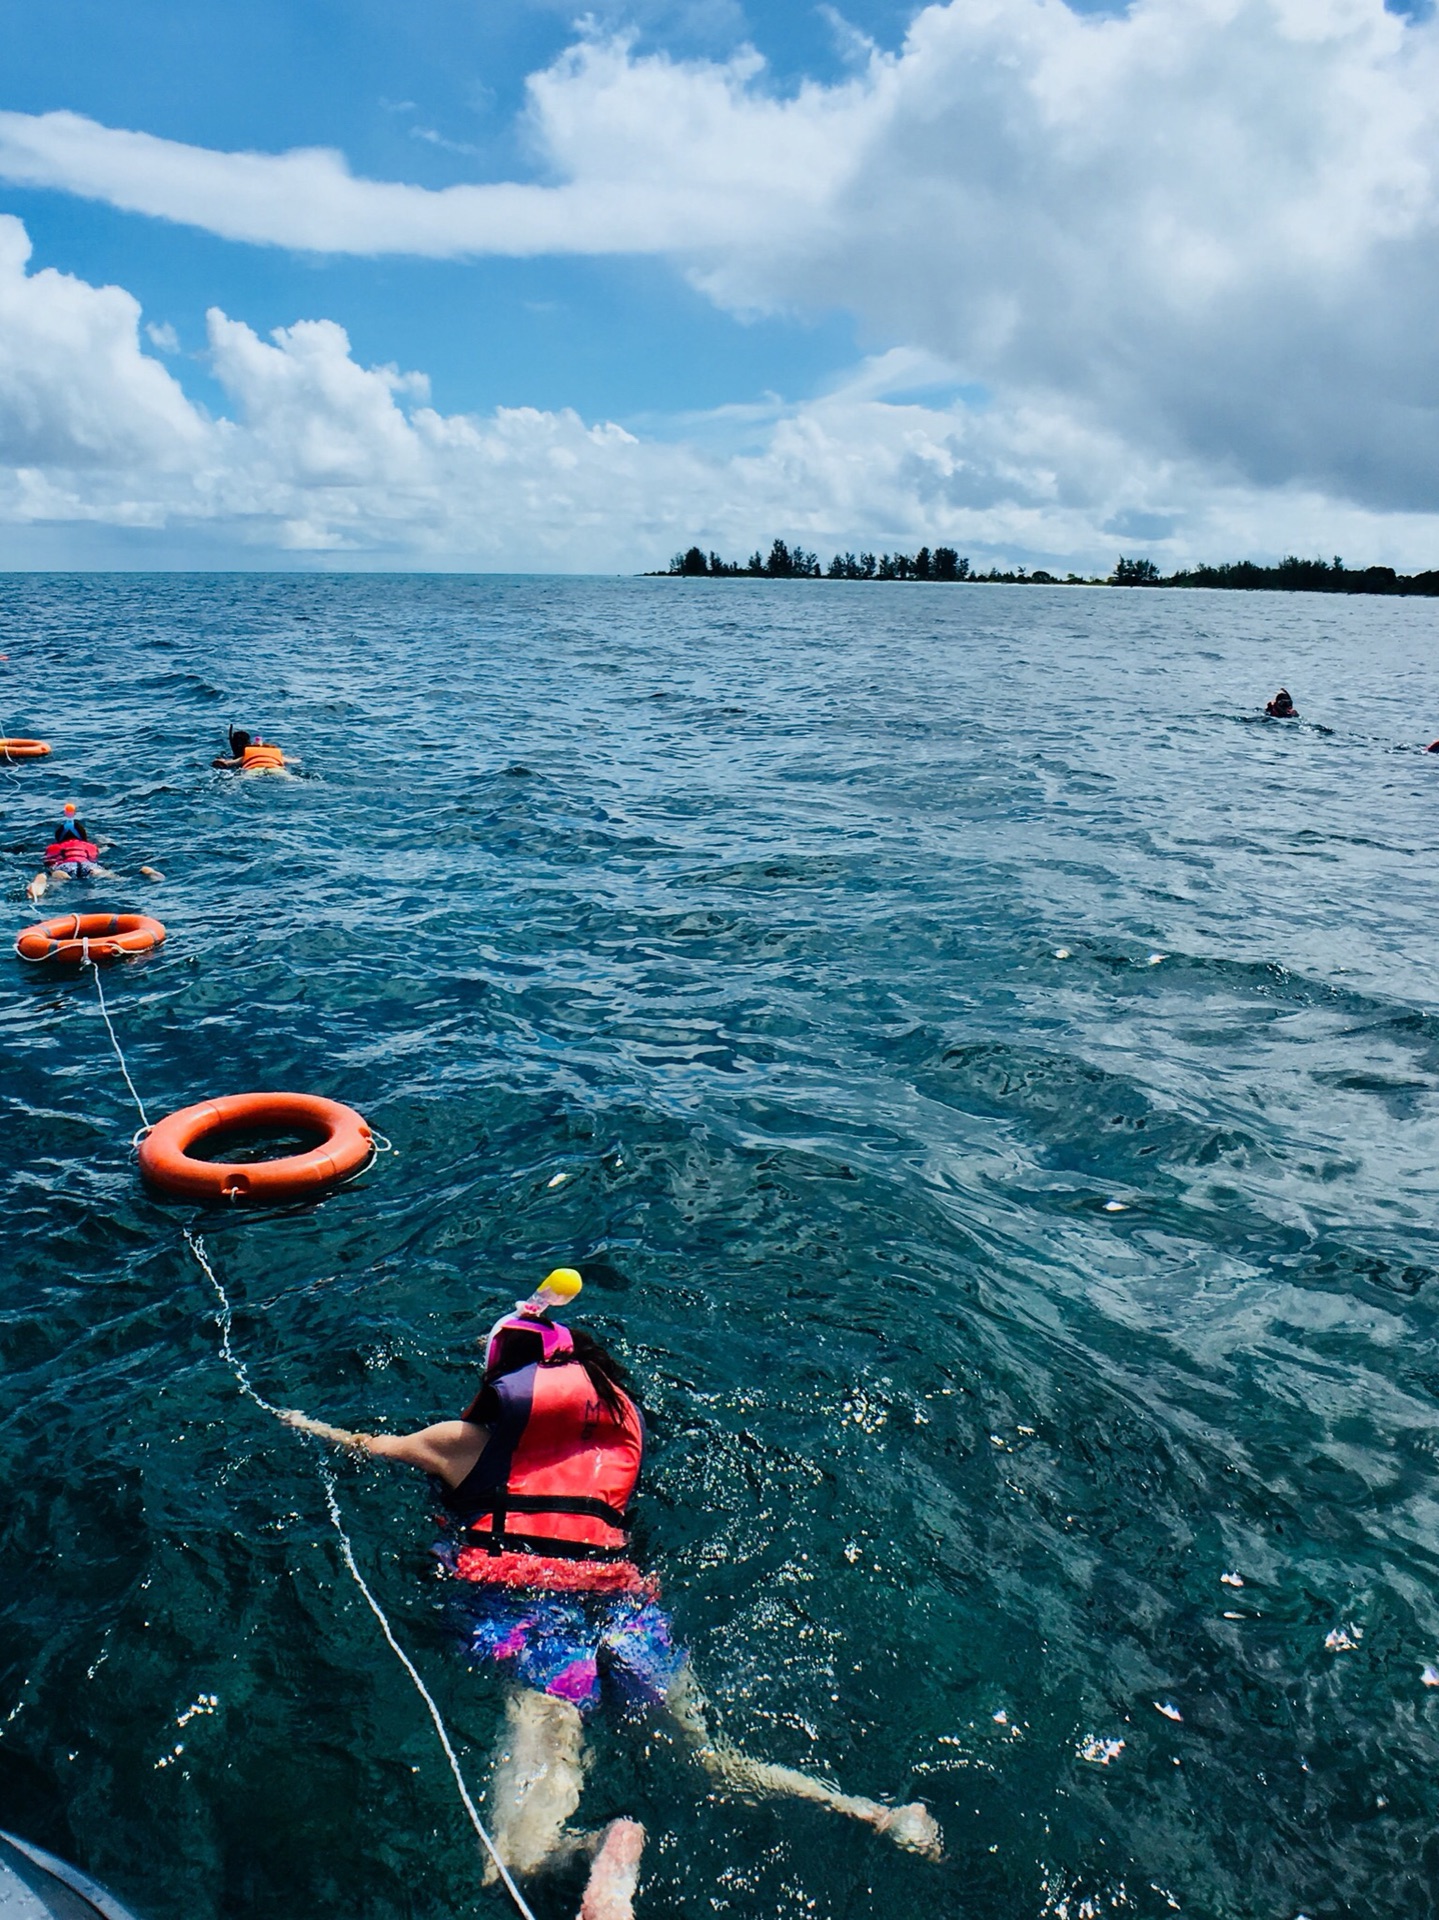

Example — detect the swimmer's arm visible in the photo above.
[280,1411,487,1480]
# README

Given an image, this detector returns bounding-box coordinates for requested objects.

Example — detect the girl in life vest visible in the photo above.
[286,1270,941,1920]
[27,803,163,902]
[212,726,287,773]
[26,802,112,900]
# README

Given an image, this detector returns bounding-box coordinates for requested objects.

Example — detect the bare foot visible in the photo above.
[875,1801,942,1860]
[26,873,46,902]
[140,866,164,882]
[579,1818,644,1920]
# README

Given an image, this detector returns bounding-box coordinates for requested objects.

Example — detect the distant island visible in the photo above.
[656,542,1439,596]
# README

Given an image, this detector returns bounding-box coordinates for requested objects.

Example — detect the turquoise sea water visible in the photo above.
[4,575,1439,1920]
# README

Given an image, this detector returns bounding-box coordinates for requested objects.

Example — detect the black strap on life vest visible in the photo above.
[464,1492,634,1560]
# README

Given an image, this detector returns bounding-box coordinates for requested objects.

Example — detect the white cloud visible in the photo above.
[0,0,1436,524]
[0,208,1437,569]
[0,218,214,538]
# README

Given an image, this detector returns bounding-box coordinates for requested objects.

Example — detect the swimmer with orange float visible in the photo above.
[212,726,288,773]
[26,803,163,902]
[285,1270,941,1920]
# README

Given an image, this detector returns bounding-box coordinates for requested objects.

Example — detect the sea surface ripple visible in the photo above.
[3,574,1439,1920]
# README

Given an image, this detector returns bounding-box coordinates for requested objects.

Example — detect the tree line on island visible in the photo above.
[660,541,1439,596]
[663,540,1031,581]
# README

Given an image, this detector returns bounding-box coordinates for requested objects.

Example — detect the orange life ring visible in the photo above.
[138,1092,373,1203]
[15,912,166,964]
[0,738,51,759]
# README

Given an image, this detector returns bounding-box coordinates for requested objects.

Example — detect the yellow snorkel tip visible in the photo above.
[538,1267,583,1303]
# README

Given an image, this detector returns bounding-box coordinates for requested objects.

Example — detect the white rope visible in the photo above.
[184,1223,536,1920]
[318,1467,540,1920]
[89,960,152,1130]
[86,986,527,1916]
[182,1226,284,1419]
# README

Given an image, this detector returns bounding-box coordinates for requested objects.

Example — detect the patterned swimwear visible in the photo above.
[458,1586,686,1713]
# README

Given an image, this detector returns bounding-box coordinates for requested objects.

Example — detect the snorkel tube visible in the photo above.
[484,1268,583,1373]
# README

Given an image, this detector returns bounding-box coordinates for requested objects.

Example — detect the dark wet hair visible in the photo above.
[483,1317,632,1419]
[229,727,251,754]
[569,1326,632,1419]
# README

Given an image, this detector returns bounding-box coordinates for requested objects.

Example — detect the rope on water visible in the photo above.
[181,1224,284,1419]
[86,967,531,1919]
[89,960,152,1130]
[318,1466,539,1920]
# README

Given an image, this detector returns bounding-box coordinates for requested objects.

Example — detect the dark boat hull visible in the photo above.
[0,1831,142,1920]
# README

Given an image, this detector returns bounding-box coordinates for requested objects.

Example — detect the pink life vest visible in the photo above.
[45,839,99,867]
[447,1359,646,1593]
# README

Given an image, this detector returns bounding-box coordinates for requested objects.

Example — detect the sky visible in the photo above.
[0,0,1436,572]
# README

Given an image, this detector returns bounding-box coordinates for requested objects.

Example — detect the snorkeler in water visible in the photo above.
[26,803,163,902]
[285,1271,940,1920]
[1265,688,1298,718]
[212,726,288,772]
[26,802,113,899]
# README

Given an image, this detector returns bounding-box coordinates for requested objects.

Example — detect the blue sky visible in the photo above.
[0,0,1436,570]
[1,0,915,422]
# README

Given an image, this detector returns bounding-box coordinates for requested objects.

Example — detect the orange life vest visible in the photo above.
[241,742,285,770]
[443,1360,642,1586]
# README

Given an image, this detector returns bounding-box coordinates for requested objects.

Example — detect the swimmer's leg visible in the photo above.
[667,1666,941,1861]
[483,1690,646,1916]
[484,1687,588,1878]
[26,869,49,901]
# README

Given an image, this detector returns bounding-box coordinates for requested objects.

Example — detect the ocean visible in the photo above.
[3,572,1439,1920]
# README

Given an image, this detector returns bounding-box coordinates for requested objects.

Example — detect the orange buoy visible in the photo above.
[138,1092,373,1204]
[15,912,166,964]
[0,739,50,759]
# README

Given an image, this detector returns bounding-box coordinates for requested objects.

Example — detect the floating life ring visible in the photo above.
[0,738,51,759]
[15,912,166,963]
[138,1091,373,1203]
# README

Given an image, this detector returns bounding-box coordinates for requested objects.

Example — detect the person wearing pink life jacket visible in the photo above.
[26,802,114,901]
[285,1271,941,1920]
[26,803,163,902]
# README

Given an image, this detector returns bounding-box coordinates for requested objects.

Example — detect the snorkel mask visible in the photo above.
[483,1268,583,1374]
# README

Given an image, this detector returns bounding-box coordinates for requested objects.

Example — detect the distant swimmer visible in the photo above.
[285,1272,941,1919]
[212,726,288,772]
[1265,688,1298,718]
